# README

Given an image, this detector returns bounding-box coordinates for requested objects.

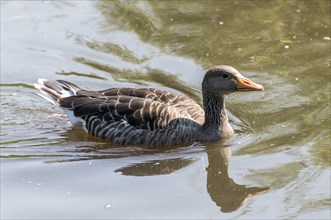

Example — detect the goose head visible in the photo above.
[202,65,264,97]
[200,65,264,139]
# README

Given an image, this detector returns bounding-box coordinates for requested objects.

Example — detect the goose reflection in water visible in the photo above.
[115,144,269,213]
[205,144,269,212]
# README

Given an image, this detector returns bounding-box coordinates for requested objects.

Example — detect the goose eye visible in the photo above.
[222,73,229,78]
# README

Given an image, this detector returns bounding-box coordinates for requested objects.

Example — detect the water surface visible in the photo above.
[1,1,330,219]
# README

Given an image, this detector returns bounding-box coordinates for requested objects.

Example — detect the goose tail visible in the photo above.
[34,78,80,105]
[34,79,84,125]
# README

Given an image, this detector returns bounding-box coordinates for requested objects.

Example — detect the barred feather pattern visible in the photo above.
[85,116,201,145]
[59,88,205,130]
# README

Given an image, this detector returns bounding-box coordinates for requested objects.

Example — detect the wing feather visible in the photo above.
[57,86,203,131]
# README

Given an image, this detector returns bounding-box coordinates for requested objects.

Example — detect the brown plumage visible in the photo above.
[34,65,263,146]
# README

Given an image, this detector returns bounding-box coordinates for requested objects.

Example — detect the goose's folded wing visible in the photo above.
[97,87,205,123]
[59,95,180,130]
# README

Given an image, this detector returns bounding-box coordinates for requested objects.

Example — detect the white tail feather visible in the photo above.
[34,78,84,126]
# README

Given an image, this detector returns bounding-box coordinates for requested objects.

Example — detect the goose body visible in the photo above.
[34,65,263,146]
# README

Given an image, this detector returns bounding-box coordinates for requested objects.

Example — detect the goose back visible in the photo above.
[59,86,204,131]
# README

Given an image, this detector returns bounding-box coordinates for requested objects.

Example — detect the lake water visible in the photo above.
[1,1,330,219]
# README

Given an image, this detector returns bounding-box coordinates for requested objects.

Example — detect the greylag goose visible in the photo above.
[34,65,263,146]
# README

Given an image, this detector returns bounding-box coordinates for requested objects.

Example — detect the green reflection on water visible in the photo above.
[98,0,330,69]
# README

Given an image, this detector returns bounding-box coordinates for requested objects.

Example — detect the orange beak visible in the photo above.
[236,76,264,91]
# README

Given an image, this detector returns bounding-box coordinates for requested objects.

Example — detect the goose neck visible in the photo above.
[202,94,228,131]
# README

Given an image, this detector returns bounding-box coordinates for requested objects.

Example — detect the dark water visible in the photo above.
[1,1,330,219]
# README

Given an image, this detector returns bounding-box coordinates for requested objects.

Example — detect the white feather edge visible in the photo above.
[34,83,58,105]
[63,108,86,127]
[34,78,85,127]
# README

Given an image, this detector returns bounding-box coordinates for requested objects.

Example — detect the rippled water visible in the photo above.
[1,1,330,219]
